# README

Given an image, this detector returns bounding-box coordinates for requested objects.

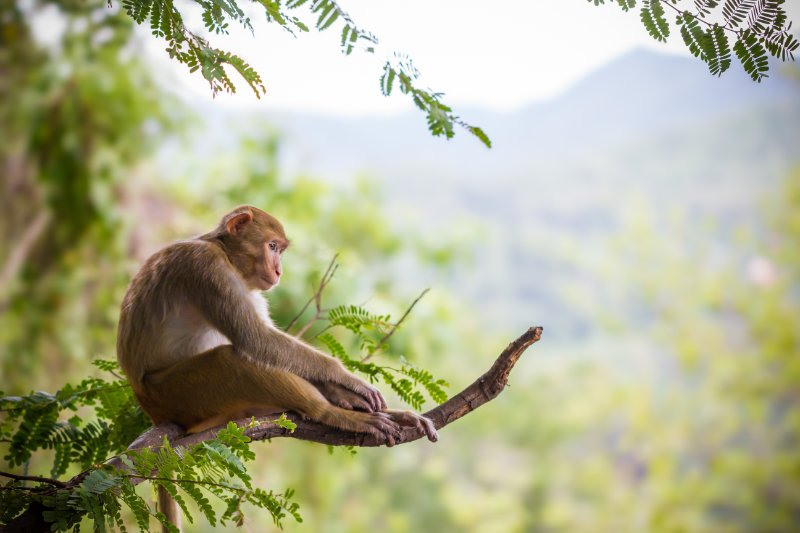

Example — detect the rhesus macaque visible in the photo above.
[117,206,438,444]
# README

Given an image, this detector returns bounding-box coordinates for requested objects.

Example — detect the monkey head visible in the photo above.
[216,206,290,291]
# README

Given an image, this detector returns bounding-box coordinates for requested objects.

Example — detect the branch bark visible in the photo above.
[3,326,542,532]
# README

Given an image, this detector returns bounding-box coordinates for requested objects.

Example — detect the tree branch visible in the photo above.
[0,471,66,488]
[139,326,542,449]
[3,327,542,532]
[287,254,339,336]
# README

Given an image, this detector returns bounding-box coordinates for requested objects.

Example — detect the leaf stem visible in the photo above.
[0,470,67,488]
[361,288,429,362]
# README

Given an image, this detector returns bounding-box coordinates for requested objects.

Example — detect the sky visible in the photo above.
[150,0,692,116]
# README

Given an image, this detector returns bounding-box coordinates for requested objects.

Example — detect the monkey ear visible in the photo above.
[225,209,253,235]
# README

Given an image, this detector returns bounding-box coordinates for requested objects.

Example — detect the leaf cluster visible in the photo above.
[380,55,491,148]
[2,420,300,531]
[120,0,266,96]
[113,423,300,531]
[1,360,150,479]
[316,304,449,411]
[591,0,798,81]
[0,368,302,531]
[115,0,489,146]
[1,273,443,529]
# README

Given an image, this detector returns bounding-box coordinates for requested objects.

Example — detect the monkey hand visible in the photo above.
[338,373,388,413]
[312,381,375,412]
[387,410,438,443]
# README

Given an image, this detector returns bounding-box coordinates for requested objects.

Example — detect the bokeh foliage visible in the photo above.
[2,0,799,531]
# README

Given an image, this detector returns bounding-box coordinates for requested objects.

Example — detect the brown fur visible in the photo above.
[117,206,437,531]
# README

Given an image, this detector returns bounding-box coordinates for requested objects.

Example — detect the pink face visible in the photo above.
[256,239,286,291]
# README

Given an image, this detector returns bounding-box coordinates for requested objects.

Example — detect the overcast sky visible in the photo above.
[146,0,795,116]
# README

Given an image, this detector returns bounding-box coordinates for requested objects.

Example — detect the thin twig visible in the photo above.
[122,474,247,493]
[286,254,339,334]
[362,288,429,362]
[656,0,740,35]
[0,471,67,488]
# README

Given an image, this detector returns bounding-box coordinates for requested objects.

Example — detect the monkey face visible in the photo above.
[255,238,284,291]
[222,206,290,291]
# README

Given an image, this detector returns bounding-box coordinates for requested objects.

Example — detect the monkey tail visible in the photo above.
[158,484,182,532]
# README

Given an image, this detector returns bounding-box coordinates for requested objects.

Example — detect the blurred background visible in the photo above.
[1,0,799,531]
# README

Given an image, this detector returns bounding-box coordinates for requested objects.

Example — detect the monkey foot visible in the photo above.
[387,410,438,443]
[360,412,402,447]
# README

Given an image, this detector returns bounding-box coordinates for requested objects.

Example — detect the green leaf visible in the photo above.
[746,0,784,33]
[706,24,732,75]
[616,0,636,12]
[640,0,670,42]
[182,482,217,526]
[318,7,339,30]
[379,63,396,96]
[694,0,720,17]
[273,413,297,432]
[763,29,799,60]
[678,12,710,59]
[468,126,492,149]
[733,29,770,81]
[722,0,756,28]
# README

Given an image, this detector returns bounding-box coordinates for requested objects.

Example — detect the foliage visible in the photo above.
[1,360,149,478]
[588,170,800,531]
[1,412,302,531]
[318,331,448,411]
[1,273,448,529]
[0,0,180,389]
[591,0,798,81]
[112,0,489,146]
[0,373,255,528]
[109,0,797,146]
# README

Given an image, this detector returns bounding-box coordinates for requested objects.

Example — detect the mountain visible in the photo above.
[186,48,800,337]
[223,48,797,181]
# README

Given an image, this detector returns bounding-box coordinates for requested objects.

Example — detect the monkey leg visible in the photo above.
[141,345,402,443]
[311,384,438,443]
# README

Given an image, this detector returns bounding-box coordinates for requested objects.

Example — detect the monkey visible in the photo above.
[116,204,437,444]
[117,206,438,530]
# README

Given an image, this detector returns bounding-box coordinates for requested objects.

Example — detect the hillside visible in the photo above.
[185,49,800,337]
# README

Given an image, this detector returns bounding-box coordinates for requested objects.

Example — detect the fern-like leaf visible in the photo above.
[616,0,636,12]
[640,0,670,42]
[722,0,756,28]
[746,0,783,33]
[678,12,710,59]
[734,29,769,81]
[706,24,732,75]
[763,29,799,60]
[694,0,720,16]
[183,482,217,526]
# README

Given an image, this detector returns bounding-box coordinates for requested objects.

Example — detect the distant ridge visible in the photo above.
[184,48,799,336]
[193,48,797,182]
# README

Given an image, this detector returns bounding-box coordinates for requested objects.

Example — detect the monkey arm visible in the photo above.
[167,327,543,448]
[2,328,542,532]
[182,243,386,410]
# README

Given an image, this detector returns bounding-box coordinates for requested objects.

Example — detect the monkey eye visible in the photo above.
[268,241,278,252]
